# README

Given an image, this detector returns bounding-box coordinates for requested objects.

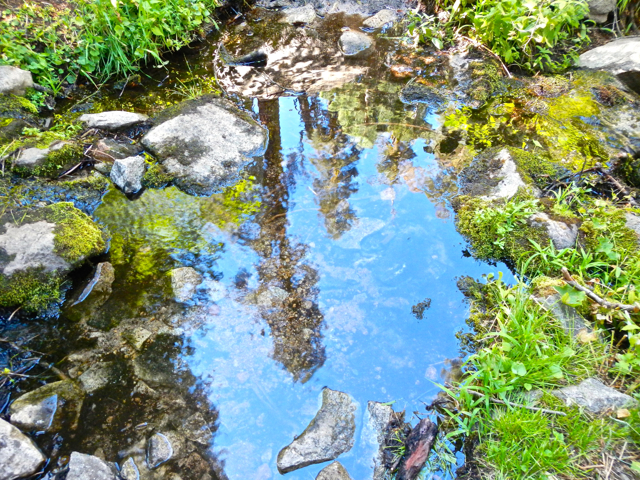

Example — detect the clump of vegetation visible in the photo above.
[407,0,590,72]
[47,202,107,262]
[0,0,220,90]
[142,161,173,189]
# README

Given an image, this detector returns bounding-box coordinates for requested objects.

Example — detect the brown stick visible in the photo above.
[354,122,433,131]
[561,268,640,312]
[467,389,567,416]
[396,418,438,480]
[594,163,638,206]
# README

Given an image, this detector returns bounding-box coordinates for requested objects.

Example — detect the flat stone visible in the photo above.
[0,417,45,480]
[0,220,69,276]
[170,267,203,303]
[78,361,122,394]
[527,212,578,250]
[316,461,353,480]
[536,294,592,338]
[588,0,615,23]
[339,30,373,56]
[14,147,49,168]
[92,138,143,162]
[552,377,636,414]
[79,111,149,130]
[119,457,140,480]
[579,37,640,95]
[0,66,34,95]
[459,148,530,200]
[277,388,357,474]
[141,96,267,195]
[123,327,152,350]
[10,394,57,432]
[364,401,394,480]
[362,9,398,29]
[281,4,316,24]
[66,452,118,480]
[111,155,146,194]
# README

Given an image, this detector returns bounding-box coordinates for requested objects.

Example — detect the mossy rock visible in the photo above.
[0,202,108,311]
[12,142,84,178]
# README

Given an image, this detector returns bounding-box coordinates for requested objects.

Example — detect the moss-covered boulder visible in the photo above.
[12,141,83,178]
[0,202,108,311]
[0,93,40,141]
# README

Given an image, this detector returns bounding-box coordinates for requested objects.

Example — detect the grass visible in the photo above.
[0,0,220,91]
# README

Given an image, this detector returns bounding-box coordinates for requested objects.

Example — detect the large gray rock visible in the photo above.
[141,96,267,195]
[339,30,373,56]
[66,452,118,480]
[535,294,591,338]
[281,4,316,24]
[79,111,148,130]
[527,212,578,250]
[362,9,398,29]
[364,401,394,480]
[579,37,640,95]
[14,141,72,169]
[552,378,636,414]
[0,418,45,480]
[277,388,357,474]
[0,66,34,95]
[9,380,84,432]
[316,461,353,480]
[170,267,202,303]
[587,0,615,23]
[459,148,531,200]
[110,156,146,194]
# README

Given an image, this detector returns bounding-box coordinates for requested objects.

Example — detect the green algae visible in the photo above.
[142,162,174,189]
[0,267,62,312]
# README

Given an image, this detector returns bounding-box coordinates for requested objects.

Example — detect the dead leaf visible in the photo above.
[617,408,631,419]
[577,330,598,343]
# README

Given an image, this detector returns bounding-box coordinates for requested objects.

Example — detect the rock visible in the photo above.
[364,401,394,480]
[281,4,316,24]
[141,96,267,195]
[339,30,373,56]
[316,461,353,480]
[527,212,578,250]
[14,147,49,168]
[552,378,637,414]
[66,452,118,480]
[362,9,398,29]
[277,388,357,474]
[123,327,152,351]
[110,156,146,194]
[0,66,34,96]
[0,417,45,480]
[579,37,640,95]
[399,82,445,106]
[180,412,213,445]
[535,294,592,338]
[587,0,615,23]
[170,267,203,303]
[459,148,530,200]
[78,361,123,394]
[0,203,107,310]
[9,380,84,432]
[91,138,143,163]
[119,457,140,480]
[625,212,640,244]
[71,261,115,308]
[147,432,183,469]
[79,111,149,130]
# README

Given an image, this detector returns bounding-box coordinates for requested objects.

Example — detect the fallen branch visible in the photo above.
[396,418,438,480]
[561,268,640,312]
[467,389,567,416]
[354,122,433,131]
[594,163,638,207]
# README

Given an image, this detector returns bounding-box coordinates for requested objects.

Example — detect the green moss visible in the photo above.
[468,60,505,104]
[456,194,547,266]
[142,162,174,189]
[45,202,107,263]
[12,143,84,178]
[580,202,639,255]
[508,147,566,187]
[0,267,62,311]
[0,93,38,117]
[60,172,110,191]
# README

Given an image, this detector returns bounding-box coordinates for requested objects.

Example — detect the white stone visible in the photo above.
[482,149,528,200]
[0,418,45,480]
[14,147,49,168]
[528,212,578,250]
[0,66,34,95]
[79,111,148,130]
[110,155,146,194]
[363,9,398,29]
[281,4,316,24]
[66,452,118,480]
[339,30,373,56]
[170,267,203,303]
[552,378,636,414]
[587,0,616,23]
[580,37,640,94]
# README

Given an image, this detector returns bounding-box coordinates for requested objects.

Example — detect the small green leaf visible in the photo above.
[511,362,527,376]
[555,285,586,307]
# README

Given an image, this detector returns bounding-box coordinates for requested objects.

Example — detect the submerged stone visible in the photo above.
[147,432,184,469]
[0,66,34,96]
[119,457,140,480]
[0,418,45,480]
[79,111,149,130]
[580,37,640,95]
[70,261,115,308]
[316,461,353,480]
[66,452,119,480]
[141,95,267,196]
[552,378,637,414]
[362,9,398,29]
[9,380,84,433]
[78,361,124,394]
[277,388,357,473]
[111,155,146,194]
[339,30,373,56]
[459,148,530,200]
[281,4,316,24]
[170,267,202,303]
[364,401,394,480]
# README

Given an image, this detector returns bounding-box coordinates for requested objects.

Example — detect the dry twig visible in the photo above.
[561,268,640,312]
